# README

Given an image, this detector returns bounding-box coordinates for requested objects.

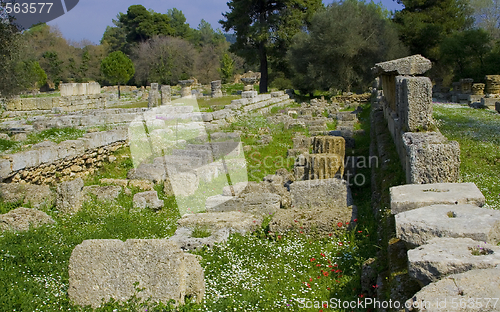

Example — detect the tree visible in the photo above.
[167,8,194,40]
[219,53,235,83]
[100,51,135,98]
[393,0,473,60]
[0,7,34,97]
[220,0,323,93]
[470,0,500,40]
[119,5,174,43]
[289,0,407,93]
[133,36,196,85]
[440,29,491,81]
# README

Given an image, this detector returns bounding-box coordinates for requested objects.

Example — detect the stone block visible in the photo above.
[10,150,39,171]
[0,159,12,180]
[372,54,432,76]
[56,178,84,214]
[0,183,54,208]
[172,149,213,165]
[290,178,352,209]
[0,207,55,232]
[241,91,258,98]
[205,194,235,210]
[57,140,84,160]
[169,211,262,250]
[402,132,461,184]
[396,76,433,132]
[68,239,204,308]
[127,163,166,183]
[83,186,121,202]
[481,97,498,109]
[405,268,500,311]
[396,204,500,246]
[206,193,280,216]
[132,191,164,211]
[269,206,356,235]
[271,91,284,98]
[336,111,357,121]
[390,182,485,214]
[312,136,345,156]
[408,238,500,286]
[167,172,199,197]
[302,153,344,180]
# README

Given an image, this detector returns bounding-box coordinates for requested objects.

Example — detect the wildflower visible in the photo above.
[337,222,343,227]
[353,218,358,222]
[310,258,316,262]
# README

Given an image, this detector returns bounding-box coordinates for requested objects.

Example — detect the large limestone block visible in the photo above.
[290,178,352,209]
[396,204,500,247]
[206,193,280,216]
[372,54,432,76]
[408,238,500,286]
[83,185,122,202]
[168,172,200,196]
[172,149,213,165]
[132,191,164,211]
[169,211,263,250]
[402,132,461,184]
[127,163,166,183]
[56,178,84,214]
[396,76,433,132]
[312,136,345,157]
[68,239,204,308]
[0,183,54,208]
[405,268,500,312]
[0,207,55,232]
[0,159,11,180]
[10,150,40,172]
[269,206,356,235]
[390,183,485,214]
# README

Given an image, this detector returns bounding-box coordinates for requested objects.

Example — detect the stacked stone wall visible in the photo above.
[372,55,460,184]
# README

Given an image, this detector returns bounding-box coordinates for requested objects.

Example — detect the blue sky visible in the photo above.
[47,0,404,44]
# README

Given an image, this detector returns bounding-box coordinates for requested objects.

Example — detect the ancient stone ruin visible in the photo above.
[372,54,460,184]
[211,80,222,98]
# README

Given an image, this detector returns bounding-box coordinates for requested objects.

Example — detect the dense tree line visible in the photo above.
[3,1,500,97]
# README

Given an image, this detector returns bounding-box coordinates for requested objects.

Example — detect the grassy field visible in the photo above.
[433,103,500,209]
[0,101,413,311]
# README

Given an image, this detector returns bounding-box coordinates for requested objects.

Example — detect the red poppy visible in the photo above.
[337,222,343,227]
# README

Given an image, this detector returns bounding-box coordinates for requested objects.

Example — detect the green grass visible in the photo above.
[0,128,87,154]
[433,103,500,209]
[0,101,383,311]
[197,95,240,111]
[20,92,61,98]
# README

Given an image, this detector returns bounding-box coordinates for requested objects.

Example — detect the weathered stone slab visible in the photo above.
[100,178,128,187]
[169,211,263,250]
[206,193,280,216]
[167,172,199,196]
[390,183,485,214]
[128,179,154,191]
[132,191,164,211]
[408,237,500,286]
[127,163,166,183]
[0,207,55,232]
[56,178,84,214]
[396,76,433,131]
[0,183,54,208]
[396,204,500,246]
[402,132,461,184]
[269,205,356,234]
[205,194,234,210]
[372,54,432,76]
[68,239,204,308]
[290,178,352,209]
[405,268,500,312]
[83,185,122,202]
